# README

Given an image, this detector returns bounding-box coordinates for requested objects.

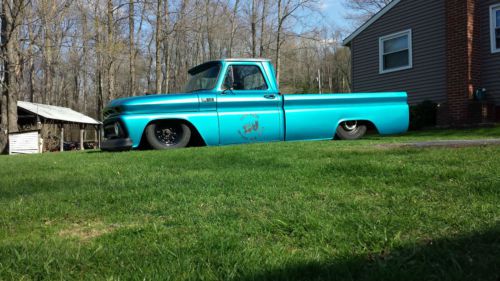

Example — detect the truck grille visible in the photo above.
[103,108,117,119]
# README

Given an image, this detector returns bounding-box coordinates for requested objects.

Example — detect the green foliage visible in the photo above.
[410,100,438,130]
[0,128,499,280]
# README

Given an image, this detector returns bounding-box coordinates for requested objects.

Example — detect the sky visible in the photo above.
[319,0,349,28]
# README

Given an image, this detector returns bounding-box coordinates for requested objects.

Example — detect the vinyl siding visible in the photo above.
[351,0,447,105]
[481,0,500,104]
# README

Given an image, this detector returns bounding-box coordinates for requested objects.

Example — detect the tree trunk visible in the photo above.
[205,0,214,60]
[7,4,21,129]
[259,0,267,57]
[163,0,170,93]
[42,20,52,104]
[155,0,163,94]
[82,10,88,113]
[228,0,239,58]
[251,0,257,57]
[94,4,104,119]
[129,0,136,96]
[275,0,282,85]
[146,33,154,93]
[107,0,115,101]
[0,0,22,153]
[0,1,7,151]
[27,19,35,102]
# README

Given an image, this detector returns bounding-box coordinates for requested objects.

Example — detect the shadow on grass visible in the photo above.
[241,227,500,281]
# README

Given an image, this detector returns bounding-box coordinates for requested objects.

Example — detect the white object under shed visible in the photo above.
[9,131,41,155]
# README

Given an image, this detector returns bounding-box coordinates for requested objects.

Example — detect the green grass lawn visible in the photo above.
[1,127,499,280]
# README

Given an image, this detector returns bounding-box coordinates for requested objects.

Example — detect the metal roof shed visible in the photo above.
[17,101,100,125]
[17,101,102,152]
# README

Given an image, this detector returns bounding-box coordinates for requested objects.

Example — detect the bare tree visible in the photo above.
[106,0,116,101]
[275,0,317,85]
[259,0,267,57]
[0,0,26,152]
[155,0,163,94]
[344,0,391,25]
[162,0,170,93]
[251,0,257,57]
[228,0,240,58]
[0,0,352,154]
[80,2,89,112]
[129,0,136,96]
[94,0,104,118]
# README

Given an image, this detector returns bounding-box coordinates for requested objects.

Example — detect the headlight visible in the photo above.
[104,121,125,139]
[114,122,121,136]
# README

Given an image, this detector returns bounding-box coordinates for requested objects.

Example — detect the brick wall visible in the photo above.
[445,0,481,124]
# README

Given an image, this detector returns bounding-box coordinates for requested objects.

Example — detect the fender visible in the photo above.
[120,112,219,148]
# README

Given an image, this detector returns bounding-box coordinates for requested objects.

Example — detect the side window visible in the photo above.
[223,65,268,90]
[379,29,412,74]
[491,4,500,53]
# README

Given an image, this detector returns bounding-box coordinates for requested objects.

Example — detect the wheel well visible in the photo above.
[138,119,206,149]
[358,120,379,134]
[336,120,379,134]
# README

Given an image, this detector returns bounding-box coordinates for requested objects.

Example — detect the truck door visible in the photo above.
[217,63,282,145]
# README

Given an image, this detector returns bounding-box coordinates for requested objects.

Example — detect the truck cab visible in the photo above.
[197,59,284,144]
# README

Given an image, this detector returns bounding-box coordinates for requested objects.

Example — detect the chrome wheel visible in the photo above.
[146,121,192,150]
[154,124,183,146]
[342,121,358,131]
[336,121,367,140]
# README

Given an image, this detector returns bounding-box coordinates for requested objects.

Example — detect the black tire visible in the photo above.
[336,121,367,140]
[145,121,191,149]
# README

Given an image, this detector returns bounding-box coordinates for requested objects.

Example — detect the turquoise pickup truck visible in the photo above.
[102,58,409,151]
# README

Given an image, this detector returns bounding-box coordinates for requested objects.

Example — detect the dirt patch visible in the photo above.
[376,139,500,149]
[58,221,119,241]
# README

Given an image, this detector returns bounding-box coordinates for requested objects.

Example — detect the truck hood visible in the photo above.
[105,93,200,116]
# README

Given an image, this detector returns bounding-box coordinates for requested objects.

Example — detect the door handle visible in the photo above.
[264,94,276,99]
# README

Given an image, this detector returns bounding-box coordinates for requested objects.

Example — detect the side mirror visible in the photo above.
[221,88,234,95]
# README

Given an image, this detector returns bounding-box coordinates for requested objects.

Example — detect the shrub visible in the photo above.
[410,100,438,130]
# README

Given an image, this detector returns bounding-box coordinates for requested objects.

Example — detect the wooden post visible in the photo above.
[79,124,85,151]
[38,131,42,153]
[96,125,101,149]
[60,124,64,152]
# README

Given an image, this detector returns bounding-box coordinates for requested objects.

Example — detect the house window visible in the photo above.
[379,29,412,74]
[491,4,500,53]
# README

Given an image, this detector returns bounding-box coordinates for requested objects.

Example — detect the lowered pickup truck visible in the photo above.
[102,58,409,151]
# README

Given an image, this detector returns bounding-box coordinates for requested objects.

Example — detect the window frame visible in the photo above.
[379,29,413,74]
[490,4,500,54]
[222,64,269,91]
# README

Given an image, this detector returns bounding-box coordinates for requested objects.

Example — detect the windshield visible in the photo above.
[184,63,221,92]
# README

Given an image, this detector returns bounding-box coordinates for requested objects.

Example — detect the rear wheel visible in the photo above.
[145,121,191,149]
[336,121,367,140]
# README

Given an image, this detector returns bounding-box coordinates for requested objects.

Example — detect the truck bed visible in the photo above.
[282,92,409,141]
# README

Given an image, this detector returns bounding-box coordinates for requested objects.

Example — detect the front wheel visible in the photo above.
[145,121,191,149]
[336,121,367,140]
